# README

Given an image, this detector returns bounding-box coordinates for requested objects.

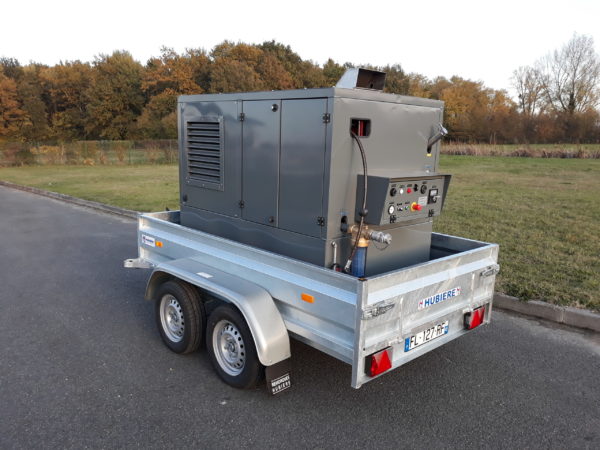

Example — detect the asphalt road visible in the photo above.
[1,186,599,449]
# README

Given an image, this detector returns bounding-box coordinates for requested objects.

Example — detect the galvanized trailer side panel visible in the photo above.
[133,212,498,388]
[138,211,359,364]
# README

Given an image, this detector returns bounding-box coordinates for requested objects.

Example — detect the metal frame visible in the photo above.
[127,211,499,388]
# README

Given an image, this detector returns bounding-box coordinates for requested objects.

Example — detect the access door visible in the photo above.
[278,98,328,238]
[242,100,281,226]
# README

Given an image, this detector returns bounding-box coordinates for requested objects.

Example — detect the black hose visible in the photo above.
[344,131,368,274]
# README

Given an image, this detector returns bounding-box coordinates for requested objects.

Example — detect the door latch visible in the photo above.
[362,301,396,320]
[480,264,500,277]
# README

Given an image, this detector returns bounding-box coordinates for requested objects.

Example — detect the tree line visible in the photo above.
[1,36,599,144]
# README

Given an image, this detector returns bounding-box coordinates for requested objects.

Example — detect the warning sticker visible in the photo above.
[269,373,291,395]
[142,235,155,247]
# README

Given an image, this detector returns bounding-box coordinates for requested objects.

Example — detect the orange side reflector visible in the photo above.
[301,293,314,303]
[156,241,163,247]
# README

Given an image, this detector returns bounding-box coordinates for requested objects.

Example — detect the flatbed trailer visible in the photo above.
[125,210,499,393]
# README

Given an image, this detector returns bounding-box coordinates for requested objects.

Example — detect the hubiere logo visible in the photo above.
[418,287,461,310]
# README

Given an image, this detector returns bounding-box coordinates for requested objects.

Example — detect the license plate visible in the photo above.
[404,321,449,352]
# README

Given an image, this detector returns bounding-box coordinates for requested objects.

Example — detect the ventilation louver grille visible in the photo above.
[186,120,223,188]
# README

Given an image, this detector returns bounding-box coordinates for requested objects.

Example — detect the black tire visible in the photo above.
[206,304,264,389]
[154,280,205,354]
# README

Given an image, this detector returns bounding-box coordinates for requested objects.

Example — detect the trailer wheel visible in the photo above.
[206,305,264,389]
[154,280,204,354]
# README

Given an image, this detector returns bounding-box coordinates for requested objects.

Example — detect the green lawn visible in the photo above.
[1,157,599,311]
[0,165,180,212]
[434,156,599,311]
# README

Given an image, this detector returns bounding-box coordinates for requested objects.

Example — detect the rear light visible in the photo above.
[365,347,392,377]
[464,306,486,330]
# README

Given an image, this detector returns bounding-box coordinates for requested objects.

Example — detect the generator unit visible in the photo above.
[178,68,450,277]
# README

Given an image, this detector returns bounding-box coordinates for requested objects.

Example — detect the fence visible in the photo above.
[0,140,179,167]
[442,142,600,159]
[3,140,600,167]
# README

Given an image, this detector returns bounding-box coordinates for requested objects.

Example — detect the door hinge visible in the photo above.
[317,216,325,226]
[480,264,500,277]
[322,113,331,123]
[238,112,245,122]
[238,200,245,209]
[362,301,396,320]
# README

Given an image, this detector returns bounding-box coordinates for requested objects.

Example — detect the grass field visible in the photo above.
[434,156,599,311]
[0,165,180,211]
[1,156,599,311]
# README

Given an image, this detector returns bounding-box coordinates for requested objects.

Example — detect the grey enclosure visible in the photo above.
[179,82,447,276]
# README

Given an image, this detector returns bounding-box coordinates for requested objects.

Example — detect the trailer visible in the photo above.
[125,211,498,393]
[125,68,499,394]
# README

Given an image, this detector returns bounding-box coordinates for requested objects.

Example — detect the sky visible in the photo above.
[2,0,600,95]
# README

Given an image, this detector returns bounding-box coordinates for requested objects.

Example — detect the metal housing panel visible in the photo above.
[180,207,326,266]
[179,89,448,274]
[365,222,432,276]
[242,100,281,226]
[178,87,443,109]
[325,97,444,240]
[279,98,327,237]
[179,101,241,217]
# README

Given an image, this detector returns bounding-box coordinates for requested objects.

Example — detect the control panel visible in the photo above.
[355,174,451,226]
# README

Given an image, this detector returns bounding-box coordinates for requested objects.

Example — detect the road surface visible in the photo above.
[1,186,598,449]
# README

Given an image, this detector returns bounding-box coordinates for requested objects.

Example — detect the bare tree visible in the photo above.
[512,65,544,116]
[538,34,600,115]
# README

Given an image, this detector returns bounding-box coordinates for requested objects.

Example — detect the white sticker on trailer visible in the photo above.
[142,235,155,247]
[418,286,461,310]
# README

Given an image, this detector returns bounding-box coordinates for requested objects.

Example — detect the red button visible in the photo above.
[407,188,412,193]
[411,202,422,212]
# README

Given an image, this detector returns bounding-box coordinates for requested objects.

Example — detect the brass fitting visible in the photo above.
[348,224,392,247]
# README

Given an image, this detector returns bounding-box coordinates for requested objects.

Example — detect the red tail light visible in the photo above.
[366,347,392,377]
[464,306,485,330]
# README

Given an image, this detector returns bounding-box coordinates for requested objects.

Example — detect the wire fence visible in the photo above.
[3,140,600,167]
[442,142,600,159]
[0,140,179,167]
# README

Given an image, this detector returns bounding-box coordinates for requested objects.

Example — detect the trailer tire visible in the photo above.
[206,304,264,389]
[154,280,205,354]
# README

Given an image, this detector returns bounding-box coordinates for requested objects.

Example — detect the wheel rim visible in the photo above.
[212,320,246,376]
[159,294,185,343]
